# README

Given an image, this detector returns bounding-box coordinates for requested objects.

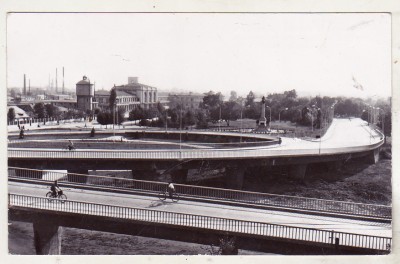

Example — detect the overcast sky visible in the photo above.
[7,13,391,98]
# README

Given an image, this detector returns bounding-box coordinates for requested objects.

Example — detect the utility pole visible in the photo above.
[56,68,58,93]
[62,67,65,94]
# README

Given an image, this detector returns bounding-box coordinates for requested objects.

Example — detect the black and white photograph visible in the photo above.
[2,1,399,261]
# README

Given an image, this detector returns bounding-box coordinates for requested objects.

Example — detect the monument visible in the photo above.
[259,96,267,127]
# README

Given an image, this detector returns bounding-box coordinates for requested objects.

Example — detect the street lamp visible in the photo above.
[179,100,183,150]
[278,108,288,134]
[165,111,168,132]
[310,105,319,132]
[377,107,385,136]
[240,105,250,142]
[218,105,222,131]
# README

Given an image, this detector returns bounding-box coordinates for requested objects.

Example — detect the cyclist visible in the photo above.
[167,182,175,199]
[50,180,62,198]
[67,140,75,151]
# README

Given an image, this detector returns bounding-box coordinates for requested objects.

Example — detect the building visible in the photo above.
[94,89,140,113]
[76,76,97,112]
[167,92,203,110]
[114,77,157,110]
[93,77,158,113]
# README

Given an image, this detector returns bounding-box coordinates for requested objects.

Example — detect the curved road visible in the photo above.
[8,118,384,160]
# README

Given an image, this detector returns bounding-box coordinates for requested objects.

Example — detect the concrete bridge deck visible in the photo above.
[9,181,391,238]
[9,181,391,255]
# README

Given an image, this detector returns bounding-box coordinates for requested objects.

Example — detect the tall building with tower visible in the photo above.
[76,76,95,112]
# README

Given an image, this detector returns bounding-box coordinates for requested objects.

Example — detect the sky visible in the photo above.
[6,13,391,99]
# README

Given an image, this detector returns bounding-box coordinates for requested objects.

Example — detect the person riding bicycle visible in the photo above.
[50,180,62,198]
[167,182,175,199]
[67,140,75,151]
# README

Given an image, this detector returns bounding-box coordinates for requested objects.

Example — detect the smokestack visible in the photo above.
[62,67,65,94]
[56,68,58,93]
[23,74,26,95]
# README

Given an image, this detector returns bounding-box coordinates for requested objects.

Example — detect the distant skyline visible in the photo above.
[7,13,391,99]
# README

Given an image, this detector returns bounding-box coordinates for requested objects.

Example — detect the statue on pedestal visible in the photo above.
[259,96,267,127]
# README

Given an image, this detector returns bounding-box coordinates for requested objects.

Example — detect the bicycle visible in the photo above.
[158,191,180,202]
[62,145,75,151]
[46,190,67,203]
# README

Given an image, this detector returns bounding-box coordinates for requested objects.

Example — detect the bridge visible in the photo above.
[8,118,389,254]
[8,168,391,255]
[8,118,384,188]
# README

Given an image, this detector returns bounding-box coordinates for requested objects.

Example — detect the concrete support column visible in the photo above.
[225,166,245,190]
[326,161,343,171]
[220,236,238,255]
[33,220,62,255]
[366,148,380,164]
[170,169,188,184]
[288,164,308,181]
[14,168,43,179]
[67,169,89,183]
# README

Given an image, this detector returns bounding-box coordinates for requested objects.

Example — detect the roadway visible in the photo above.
[9,181,391,238]
[8,118,384,161]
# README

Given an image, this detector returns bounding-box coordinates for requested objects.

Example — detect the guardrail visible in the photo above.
[8,167,391,219]
[7,136,384,160]
[8,193,391,252]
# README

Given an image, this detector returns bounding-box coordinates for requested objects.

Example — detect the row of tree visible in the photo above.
[9,86,390,136]
[122,89,391,135]
[7,102,88,123]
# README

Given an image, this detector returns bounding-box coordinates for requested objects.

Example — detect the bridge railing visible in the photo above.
[7,135,384,160]
[8,193,391,252]
[8,167,391,219]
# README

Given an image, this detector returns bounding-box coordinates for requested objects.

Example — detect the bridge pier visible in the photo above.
[224,166,245,190]
[131,169,159,181]
[366,148,380,164]
[33,219,62,255]
[288,164,308,181]
[170,169,188,184]
[67,169,89,184]
[326,161,343,171]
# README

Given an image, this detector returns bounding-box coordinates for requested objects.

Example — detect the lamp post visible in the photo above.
[165,111,168,132]
[366,104,371,124]
[218,105,222,131]
[179,100,183,151]
[278,108,288,134]
[377,107,385,136]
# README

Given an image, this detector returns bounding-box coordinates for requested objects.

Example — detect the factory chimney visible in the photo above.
[23,74,26,95]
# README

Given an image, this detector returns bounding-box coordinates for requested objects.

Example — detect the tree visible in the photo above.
[129,107,146,121]
[183,109,196,128]
[195,109,209,129]
[97,111,113,126]
[109,87,117,110]
[221,101,241,126]
[116,108,125,125]
[33,103,46,118]
[229,91,238,102]
[7,108,15,122]
[202,91,223,109]
[201,91,223,123]
[45,104,60,118]
[245,91,255,107]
